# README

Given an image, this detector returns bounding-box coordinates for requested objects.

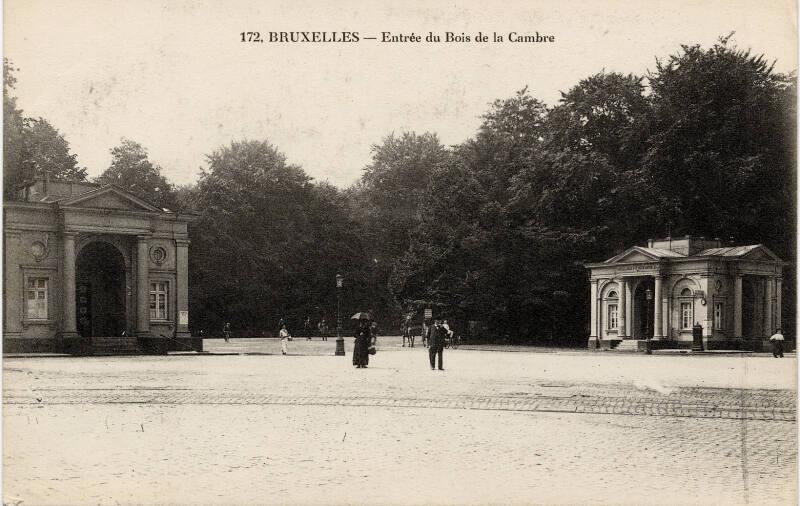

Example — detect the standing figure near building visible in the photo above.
[770,328,785,358]
[353,320,372,368]
[428,320,446,370]
[279,324,291,355]
[304,317,313,340]
[223,322,232,343]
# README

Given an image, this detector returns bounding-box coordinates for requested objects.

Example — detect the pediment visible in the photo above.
[57,185,162,213]
[743,246,781,262]
[605,247,659,264]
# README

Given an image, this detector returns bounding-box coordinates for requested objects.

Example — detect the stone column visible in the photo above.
[775,278,782,332]
[618,278,627,338]
[700,277,712,337]
[763,277,773,337]
[653,276,663,339]
[136,235,151,337]
[61,232,79,338]
[175,239,190,338]
[733,276,743,338]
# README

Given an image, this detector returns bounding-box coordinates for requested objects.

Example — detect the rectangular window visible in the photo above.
[149,281,169,320]
[26,278,48,319]
[681,302,693,330]
[714,302,724,330]
[608,304,618,330]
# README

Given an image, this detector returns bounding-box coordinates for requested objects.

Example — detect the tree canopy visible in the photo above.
[95,139,178,210]
[3,37,794,342]
[3,59,87,198]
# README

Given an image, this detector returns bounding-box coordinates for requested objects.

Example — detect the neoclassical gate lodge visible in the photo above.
[585,236,786,351]
[3,178,198,354]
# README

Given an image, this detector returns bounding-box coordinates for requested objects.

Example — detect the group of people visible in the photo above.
[402,318,454,350]
[357,318,452,370]
[296,317,331,340]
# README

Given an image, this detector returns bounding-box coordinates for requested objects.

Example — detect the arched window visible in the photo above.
[605,289,619,330]
[680,288,692,297]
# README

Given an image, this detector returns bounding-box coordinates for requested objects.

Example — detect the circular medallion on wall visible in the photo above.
[149,246,167,265]
[31,241,48,262]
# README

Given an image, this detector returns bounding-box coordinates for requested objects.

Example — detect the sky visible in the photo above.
[4,0,797,188]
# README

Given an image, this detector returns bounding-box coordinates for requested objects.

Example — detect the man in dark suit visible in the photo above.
[428,320,446,370]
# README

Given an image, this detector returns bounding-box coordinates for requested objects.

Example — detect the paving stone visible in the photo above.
[2,342,796,505]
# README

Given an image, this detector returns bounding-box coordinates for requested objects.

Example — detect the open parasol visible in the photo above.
[350,312,373,321]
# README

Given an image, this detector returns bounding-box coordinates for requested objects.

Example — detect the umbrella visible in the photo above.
[350,312,372,321]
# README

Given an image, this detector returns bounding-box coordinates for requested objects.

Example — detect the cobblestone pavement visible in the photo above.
[3,338,797,505]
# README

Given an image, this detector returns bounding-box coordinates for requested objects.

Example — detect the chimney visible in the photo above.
[647,238,654,248]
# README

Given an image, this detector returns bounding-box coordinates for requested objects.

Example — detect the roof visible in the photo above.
[589,243,783,269]
[602,246,685,264]
[696,245,761,257]
[635,247,686,258]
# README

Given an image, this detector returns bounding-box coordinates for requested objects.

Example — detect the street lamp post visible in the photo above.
[645,288,653,354]
[335,274,345,356]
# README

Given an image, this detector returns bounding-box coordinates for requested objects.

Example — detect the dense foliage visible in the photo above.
[4,59,87,198]
[3,37,795,342]
[95,139,178,210]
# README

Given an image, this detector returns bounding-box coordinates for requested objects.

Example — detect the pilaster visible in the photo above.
[653,276,664,339]
[136,235,151,337]
[618,279,628,339]
[61,232,80,338]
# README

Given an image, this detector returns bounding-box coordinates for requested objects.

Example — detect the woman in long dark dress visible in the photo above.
[353,320,372,368]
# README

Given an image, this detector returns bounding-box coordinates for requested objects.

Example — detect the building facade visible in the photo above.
[585,236,786,351]
[3,179,198,354]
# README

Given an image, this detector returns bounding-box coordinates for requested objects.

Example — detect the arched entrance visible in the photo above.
[633,279,655,339]
[76,242,127,337]
[742,278,756,338]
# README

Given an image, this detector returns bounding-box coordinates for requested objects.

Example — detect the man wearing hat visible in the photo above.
[428,320,447,370]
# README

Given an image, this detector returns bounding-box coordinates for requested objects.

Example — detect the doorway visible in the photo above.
[742,278,756,338]
[633,279,655,339]
[76,242,127,337]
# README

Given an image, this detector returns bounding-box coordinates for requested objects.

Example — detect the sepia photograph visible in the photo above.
[2,0,797,504]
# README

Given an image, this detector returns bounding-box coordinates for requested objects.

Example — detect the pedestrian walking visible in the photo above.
[353,319,373,368]
[318,318,328,341]
[421,321,429,348]
[304,317,313,340]
[279,325,291,355]
[223,322,232,343]
[428,319,446,370]
[770,328,785,358]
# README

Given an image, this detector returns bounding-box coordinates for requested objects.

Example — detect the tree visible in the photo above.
[4,60,88,199]
[25,117,87,181]
[547,72,649,169]
[3,58,32,199]
[351,131,450,324]
[644,35,795,244]
[527,72,656,254]
[95,139,177,210]
[644,35,796,337]
[188,139,372,335]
